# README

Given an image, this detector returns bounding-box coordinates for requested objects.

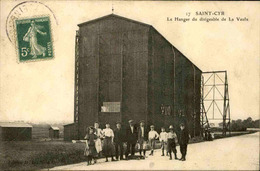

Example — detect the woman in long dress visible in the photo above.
[102,123,116,162]
[84,127,98,165]
[94,122,103,157]
[23,20,47,58]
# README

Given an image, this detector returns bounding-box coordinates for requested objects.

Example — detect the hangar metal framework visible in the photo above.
[202,71,231,136]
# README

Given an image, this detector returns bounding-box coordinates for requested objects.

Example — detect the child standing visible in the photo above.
[148,125,159,156]
[159,127,168,156]
[84,126,98,165]
[167,125,178,160]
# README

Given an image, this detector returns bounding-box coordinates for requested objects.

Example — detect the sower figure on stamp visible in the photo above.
[179,123,190,161]
[23,20,47,58]
[114,122,125,160]
[125,120,138,159]
[167,125,178,160]
[137,120,148,157]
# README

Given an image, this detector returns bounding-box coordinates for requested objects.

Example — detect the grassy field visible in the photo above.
[0,140,85,170]
[0,131,255,170]
[213,131,257,139]
[0,138,204,170]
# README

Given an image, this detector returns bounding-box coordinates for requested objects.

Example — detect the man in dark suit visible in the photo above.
[125,120,138,159]
[137,120,148,157]
[179,123,190,161]
[114,122,124,160]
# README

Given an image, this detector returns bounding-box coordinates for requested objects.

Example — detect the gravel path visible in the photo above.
[50,132,259,170]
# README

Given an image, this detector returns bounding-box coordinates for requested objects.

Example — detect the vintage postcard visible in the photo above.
[0,0,259,170]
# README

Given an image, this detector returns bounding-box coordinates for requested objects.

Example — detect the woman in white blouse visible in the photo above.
[102,123,116,162]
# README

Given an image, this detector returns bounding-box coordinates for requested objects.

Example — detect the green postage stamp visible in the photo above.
[15,16,53,62]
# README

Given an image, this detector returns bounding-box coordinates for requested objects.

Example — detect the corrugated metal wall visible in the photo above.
[121,23,149,127]
[64,124,76,141]
[148,27,202,135]
[78,22,99,138]
[78,16,149,137]
[173,48,201,136]
[49,129,59,139]
[76,15,202,138]
[0,127,32,141]
[148,28,175,132]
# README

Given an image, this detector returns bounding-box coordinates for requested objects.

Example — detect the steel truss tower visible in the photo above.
[202,71,231,136]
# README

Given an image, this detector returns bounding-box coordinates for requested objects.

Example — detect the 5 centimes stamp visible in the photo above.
[15,16,53,62]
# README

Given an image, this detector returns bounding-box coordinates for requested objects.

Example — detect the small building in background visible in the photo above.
[49,126,60,139]
[32,124,50,139]
[0,122,32,141]
[64,123,76,141]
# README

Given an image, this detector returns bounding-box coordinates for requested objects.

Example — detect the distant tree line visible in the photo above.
[230,117,259,131]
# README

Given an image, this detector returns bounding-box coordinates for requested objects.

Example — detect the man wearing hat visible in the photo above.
[114,122,125,160]
[137,120,148,157]
[125,120,138,159]
[179,123,189,161]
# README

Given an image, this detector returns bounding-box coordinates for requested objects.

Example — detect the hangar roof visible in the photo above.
[0,122,32,128]
[78,14,151,27]
[49,126,60,130]
[77,14,202,72]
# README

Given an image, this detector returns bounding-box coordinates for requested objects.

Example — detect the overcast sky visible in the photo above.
[0,1,259,123]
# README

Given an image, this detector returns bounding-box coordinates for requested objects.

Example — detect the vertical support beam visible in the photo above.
[151,30,155,125]
[223,71,227,136]
[121,32,127,123]
[228,102,231,136]
[171,46,176,121]
[145,30,148,126]
[227,73,231,136]
[222,71,231,136]
[193,64,196,137]
[213,73,215,119]
[97,24,100,123]
[74,30,80,139]
[121,34,123,124]
[201,75,204,135]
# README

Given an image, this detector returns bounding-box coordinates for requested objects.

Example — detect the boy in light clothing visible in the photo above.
[159,127,168,156]
[148,125,159,156]
[167,125,178,160]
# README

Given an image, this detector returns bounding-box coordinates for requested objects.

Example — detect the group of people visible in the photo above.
[84,120,190,166]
